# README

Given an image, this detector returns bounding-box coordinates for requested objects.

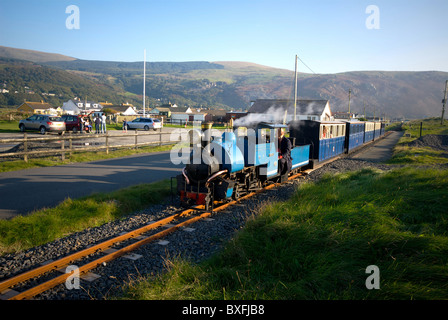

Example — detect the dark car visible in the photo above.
[19,114,66,135]
[60,115,91,133]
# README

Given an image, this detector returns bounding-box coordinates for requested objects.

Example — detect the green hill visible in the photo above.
[0,46,75,63]
[0,58,129,108]
[1,46,448,119]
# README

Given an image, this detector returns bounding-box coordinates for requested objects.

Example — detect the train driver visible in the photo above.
[278,128,292,175]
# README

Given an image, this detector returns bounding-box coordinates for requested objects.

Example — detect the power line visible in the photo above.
[297,54,317,74]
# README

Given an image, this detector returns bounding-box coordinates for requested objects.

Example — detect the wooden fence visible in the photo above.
[0,130,183,162]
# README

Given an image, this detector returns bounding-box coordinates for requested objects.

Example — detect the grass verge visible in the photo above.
[0,179,172,254]
[388,146,448,165]
[121,167,448,300]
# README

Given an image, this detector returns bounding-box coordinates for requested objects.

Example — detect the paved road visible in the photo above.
[350,131,404,162]
[0,151,187,219]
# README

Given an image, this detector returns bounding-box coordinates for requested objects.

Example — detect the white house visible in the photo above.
[62,99,104,115]
[170,111,207,124]
[106,105,137,115]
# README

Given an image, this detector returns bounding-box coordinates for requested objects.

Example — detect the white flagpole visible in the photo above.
[143,49,146,117]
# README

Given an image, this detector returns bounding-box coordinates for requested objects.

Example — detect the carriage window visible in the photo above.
[320,125,326,139]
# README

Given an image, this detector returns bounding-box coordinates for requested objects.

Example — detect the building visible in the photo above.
[104,104,137,115]
[171,110,207,124]
[149,107,171,117]
[17,101,62,115]
[62,99,103,115]
[204,109,228,122]
[246,99,332,125]
[226,111,247,122]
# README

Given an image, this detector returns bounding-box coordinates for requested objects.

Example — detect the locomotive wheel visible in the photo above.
[233,185,240,200]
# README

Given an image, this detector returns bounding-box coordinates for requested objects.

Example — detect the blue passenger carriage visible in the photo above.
[364,121,375,143]
[344,121,365,153]
[289,120,346,167]
[373,121,382,140]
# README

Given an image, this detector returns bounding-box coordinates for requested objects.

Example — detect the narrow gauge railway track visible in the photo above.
[0,171,308,300]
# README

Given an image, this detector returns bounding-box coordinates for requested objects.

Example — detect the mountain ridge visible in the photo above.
[1,46,447,119]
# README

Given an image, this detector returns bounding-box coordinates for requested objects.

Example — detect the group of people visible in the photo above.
[79,116,92,133]
[92,113,107,134]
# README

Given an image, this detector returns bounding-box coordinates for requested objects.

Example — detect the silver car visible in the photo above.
[19,114,66,135]
[127,117,162,131]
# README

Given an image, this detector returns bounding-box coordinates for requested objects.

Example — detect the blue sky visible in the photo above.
[0,0,447,73]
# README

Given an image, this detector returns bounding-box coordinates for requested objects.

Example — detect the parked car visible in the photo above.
[127,117,162,131]
[60,114,91,133]
[19,114,66,135]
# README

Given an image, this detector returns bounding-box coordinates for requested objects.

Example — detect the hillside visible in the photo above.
[0,46,75,63]
[0,58,130,108]
[1,46,447,119]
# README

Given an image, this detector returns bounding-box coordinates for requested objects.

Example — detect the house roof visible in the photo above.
[104,105,134,112]
[205,109,227,116]
[248,99,329,116]
[19,101,53,109]
[154,107,171,112]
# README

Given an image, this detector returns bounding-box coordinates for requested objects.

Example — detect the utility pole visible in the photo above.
[363,101,366,119]
[294,54,298,121]
[348,89,351,118]
[442,80,447,125]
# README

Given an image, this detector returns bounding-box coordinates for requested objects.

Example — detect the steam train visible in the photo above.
[176,119,386,210]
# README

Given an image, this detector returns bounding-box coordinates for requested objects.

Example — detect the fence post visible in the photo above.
[61,136,65,161]
[134,130,138,149]
[23,133,28,163]
[69,131,73,158]
[159,131,162,146]
[106,131,109,154]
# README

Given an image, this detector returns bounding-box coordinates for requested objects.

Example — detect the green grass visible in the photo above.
[0,179,172,254]
[121,167,448,300]
[0,120,20,133]
[398,118,448,144]
[389,118,448,165]
[388,146,448,165]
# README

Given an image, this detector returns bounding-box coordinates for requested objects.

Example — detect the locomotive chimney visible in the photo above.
[201,122,213,149]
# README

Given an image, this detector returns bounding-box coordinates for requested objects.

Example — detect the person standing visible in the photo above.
[278,127,292,175]
[101,113,107,134]
[122,118,128,133]
[95,115,101,134]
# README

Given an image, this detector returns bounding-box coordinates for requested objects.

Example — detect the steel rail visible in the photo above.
[3,170,308,300]
[0,207,199,294]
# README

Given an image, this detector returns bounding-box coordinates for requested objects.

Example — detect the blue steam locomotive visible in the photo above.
[176,119,386,210]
